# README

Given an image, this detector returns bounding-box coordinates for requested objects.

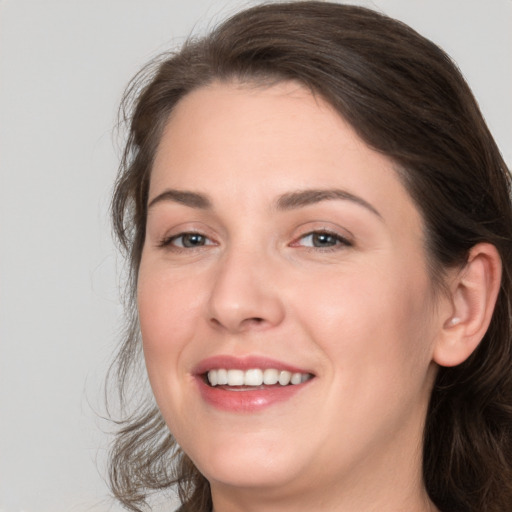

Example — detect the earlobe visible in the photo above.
[433,243,502,367]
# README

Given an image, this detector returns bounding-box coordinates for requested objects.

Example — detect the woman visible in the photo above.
[108,2,512,511]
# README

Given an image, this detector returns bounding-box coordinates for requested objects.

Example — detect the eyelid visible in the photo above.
[289,221,355,246]
[157,229,217,249]
[291,229,353,249]
[154,222,353,252]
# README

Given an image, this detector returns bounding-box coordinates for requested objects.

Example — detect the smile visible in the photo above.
[207,368,312,387]
[194,355,315,411]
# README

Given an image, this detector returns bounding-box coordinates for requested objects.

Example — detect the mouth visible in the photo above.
[194,355,315,411]
[204,368,313,388]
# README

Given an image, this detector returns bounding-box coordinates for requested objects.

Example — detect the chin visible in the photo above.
[186,431,305,490]
[201,460,300,493]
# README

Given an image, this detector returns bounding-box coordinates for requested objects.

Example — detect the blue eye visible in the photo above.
[297,231,351,248]
[161,232,213,248]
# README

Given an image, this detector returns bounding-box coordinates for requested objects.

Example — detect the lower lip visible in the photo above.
[195,376,312,412]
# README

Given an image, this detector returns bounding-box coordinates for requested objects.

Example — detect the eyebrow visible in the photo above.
[148,189,212,210]
[147,187,382,219]
[276,189,382,218]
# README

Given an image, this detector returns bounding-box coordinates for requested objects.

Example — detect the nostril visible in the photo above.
[247,317,264,325]
[209,318,222,327]
[209,316,266,332]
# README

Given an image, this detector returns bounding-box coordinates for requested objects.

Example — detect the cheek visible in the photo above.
[136,265,210,430]
[136,262,206,392]
[295,259,435,382]
[138,263,199,342]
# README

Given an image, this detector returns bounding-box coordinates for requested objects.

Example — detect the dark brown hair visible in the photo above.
[108,2,512,511]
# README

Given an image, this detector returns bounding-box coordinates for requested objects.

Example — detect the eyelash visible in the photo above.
[158,229,352,252]
[292,230,353,251]
[158,232,214,250]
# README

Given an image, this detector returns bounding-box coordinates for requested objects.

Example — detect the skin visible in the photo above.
[138,81,447,512]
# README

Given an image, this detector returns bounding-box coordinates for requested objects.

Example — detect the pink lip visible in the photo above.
[193,355,311,375]
[193,355,314,413]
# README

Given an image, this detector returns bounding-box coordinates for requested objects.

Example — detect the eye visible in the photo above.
[294,231,352,249]
[160,232,214,249]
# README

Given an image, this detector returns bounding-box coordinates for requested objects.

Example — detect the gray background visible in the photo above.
[1,1,510,511]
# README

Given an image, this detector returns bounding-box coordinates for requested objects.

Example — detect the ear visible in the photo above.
[433,243,502,367]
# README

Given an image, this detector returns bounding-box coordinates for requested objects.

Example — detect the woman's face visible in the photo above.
[138,82,444,504]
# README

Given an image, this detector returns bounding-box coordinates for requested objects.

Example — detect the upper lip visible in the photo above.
[193,355,314,376]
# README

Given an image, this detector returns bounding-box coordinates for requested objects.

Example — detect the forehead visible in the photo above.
[150,81,421,231]
[153,81,355,175]
[152,80,366,171]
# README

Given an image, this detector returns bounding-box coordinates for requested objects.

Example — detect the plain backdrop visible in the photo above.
[0,1,510,511]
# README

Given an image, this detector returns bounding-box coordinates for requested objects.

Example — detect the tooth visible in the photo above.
[207,370,218,386]
[217,368,228,385]
[290,372,302,385]
[263,368,279,385]
[227,369,244,386]
[245,368,263,386]
[207,368,310,387]
[278,371,291,385]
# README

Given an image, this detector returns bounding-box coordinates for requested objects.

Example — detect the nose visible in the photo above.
[207,248,286,334]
